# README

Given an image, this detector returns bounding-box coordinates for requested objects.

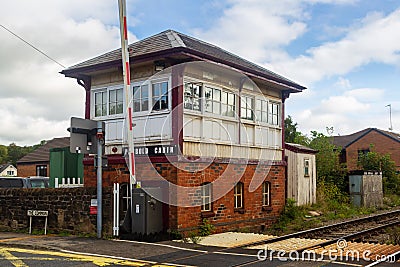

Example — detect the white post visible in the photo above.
[55,178,59,188]
[113,183,120,236]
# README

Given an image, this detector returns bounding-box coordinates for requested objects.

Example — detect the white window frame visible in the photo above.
[133,84,149,113]
[262,182,271,206]
[204,85,236,118]
[304,158,310,177]
[109,88,124,115]
[131,77,171,115]
[255,98,268,123]
[93,85,124,119]
[234,182,244,209]
[184,82,202,112]
[268,101,280,126]
[201,182,212,212]
[151,81,169,111]
[241,95,254,121]
[94,90,107,118]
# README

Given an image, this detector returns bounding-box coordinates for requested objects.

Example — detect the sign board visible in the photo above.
[69,117,105,154]
[27,210,48,216]
[134,145,177,157]
[90,199,98,207]
[90,206,98,215]
[27,210,48,235]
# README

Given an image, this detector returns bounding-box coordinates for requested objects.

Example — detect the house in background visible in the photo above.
[0,164,18,177]
[17,137,70,177]
[285,143,317,206]
[333,128,400,172]
[61,29,306,233]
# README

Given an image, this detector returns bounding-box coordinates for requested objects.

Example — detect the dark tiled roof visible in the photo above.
[62,30,305,91]
[285,143,318,154]
[332,128,400,148]
[17,137,70,164]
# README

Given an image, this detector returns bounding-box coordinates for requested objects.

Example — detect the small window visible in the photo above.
[221,91,235,117]
[94,91,107,117]
[152,82,169,111]
[184,83,202,111]
[7,170,14,176]
[268,102,280,126]
[241,95,254,120]
[109,88,123,115]
[201,183,212,212]
[36,165,47,176]
[133,85,149,112]
[255,99,268,123]
[262,182,271,206]
[304,159,310,177]
[205,86,221,114]
[234,182,244,209]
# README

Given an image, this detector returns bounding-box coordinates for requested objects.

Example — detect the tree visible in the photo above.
[284,116,309,145]
[308,131,348,190]
[0,145,7,164]
[358,150,399,194]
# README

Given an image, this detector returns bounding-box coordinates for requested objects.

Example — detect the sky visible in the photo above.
[0,0,399,145]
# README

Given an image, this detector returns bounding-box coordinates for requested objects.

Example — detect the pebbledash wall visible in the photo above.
[0,187,112,236]
[83,157,286,233]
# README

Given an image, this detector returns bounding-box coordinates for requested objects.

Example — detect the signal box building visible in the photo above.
[61,30,306,233]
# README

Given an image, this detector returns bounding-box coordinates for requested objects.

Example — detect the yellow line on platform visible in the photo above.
[0,247,29,267]
[0,247,147,266]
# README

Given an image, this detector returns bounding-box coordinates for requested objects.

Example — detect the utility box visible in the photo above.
[349,171,383,208]
[131,188,163,235]
[49,147,84,187]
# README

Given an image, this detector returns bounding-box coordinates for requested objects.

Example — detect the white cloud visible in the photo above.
[344,88,384,102]
[0,0,138,145]
[335,77,352,89]
[292,87,395,136]
[193,0,308,63]
[271,9,400,85]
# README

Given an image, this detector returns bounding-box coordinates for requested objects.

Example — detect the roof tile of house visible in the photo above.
[332,128,400,148]
[17,137,70,164]
[62,29,305,91]
[285,143,318,154]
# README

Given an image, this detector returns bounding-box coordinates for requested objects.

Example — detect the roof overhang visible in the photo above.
[61,47,306,93]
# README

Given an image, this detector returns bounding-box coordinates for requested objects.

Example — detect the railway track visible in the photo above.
[228,209,400,266]
[235,209,400,249]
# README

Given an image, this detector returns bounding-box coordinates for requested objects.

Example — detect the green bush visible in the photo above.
[198,219,214,237]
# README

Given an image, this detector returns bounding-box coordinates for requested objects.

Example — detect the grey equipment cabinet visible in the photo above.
[131,188,163,235]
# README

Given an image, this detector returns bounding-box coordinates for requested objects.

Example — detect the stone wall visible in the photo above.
[0,187,112,236]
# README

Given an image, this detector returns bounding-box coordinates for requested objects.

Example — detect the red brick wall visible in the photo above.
[346,131,400,171]
[83,159,285,233]
[17,163,49,177]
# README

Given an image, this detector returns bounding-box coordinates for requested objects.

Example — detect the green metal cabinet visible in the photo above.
[49,147,83,187]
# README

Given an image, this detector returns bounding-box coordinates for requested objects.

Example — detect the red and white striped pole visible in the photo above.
[118,0,136,186]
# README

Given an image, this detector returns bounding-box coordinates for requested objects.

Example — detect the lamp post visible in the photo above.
[386,104,393,131]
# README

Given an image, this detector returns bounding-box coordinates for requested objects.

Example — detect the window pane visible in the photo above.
[213,101,220,114]
[228,93,235,105]
[109,90,116,102]
[142,99,148,111]
[141,85,148,98]
[221,91,227,103]
[134,101,141,112]
[213,89,221,101]
[133,86,140,97]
